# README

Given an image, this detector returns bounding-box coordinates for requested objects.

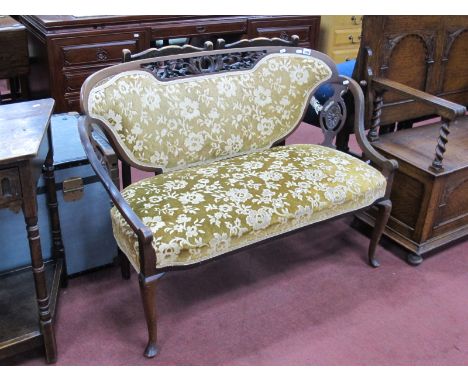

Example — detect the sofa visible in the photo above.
[78,37,398,357]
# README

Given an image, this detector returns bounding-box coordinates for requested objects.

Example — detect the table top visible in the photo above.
[0,99,55,165]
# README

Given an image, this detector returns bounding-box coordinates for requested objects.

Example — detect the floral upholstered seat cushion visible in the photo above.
[111,144,387,270]
[87,54,332,172]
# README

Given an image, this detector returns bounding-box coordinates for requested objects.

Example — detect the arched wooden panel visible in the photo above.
[441,29,468,104]
[382,34,432,103]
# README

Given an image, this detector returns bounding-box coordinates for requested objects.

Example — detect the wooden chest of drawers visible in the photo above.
[318,15,362,63]
[19,15,320,113]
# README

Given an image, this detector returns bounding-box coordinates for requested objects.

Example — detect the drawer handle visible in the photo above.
[348,34,361,44]
[196,25,206,33]
[96,48,109,61]
[350,16,363,25]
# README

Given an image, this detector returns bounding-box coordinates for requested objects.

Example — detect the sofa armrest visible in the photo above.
[372,77,467,120]
[341,75,398,197]
[78,116,155,275]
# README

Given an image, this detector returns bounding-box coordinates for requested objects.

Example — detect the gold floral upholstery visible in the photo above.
[111,144,386,270]
[88,54,332,172]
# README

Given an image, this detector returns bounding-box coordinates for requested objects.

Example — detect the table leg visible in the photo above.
[43,149,68,287]
[21,170,57,364]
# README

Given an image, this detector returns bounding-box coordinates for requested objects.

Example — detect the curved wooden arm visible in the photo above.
[341,76,398,197]
[78,116,155,272]
[372,77,467,120]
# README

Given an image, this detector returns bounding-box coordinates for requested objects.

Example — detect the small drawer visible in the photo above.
[334,28,362,46]
[0,167,21,207]
[332,15,363,27]
[331,48,360,63]
[64,94,81,113]
[152,19,247,39]
[249,17,320,48]
[62,68,98,94]
[253,26,311,44]
[61,39,141,67]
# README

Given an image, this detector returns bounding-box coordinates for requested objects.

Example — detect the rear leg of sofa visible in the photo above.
[368,199,392,268]
[139,276,159,358]
[118,248,131,280]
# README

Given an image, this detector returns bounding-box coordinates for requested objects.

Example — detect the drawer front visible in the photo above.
[0,167,21,207]
[332,15,363,28]
[62,39,140,67]
[253,26,311,43]
[331,48,360,63]
[152,19,247,39]
[59,32,147,68]
[64,95,81,113]
[334,28,362,47]
[248,17,320,48]
[62,68,98,94]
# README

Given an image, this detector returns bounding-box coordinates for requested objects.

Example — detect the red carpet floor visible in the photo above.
[4,124,468,365]
[7,217,468,366]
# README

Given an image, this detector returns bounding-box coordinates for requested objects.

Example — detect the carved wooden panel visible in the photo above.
[441,28,468,101]
[434,174,468,234]
[0,167,21,208]
[318,83,349,148]
[382,32,435,104]
[389,170,424,231]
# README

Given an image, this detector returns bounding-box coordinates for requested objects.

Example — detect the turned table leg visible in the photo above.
[43,147,68,287]
[21,165,57,364]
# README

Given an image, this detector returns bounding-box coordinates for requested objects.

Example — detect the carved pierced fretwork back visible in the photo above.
[123,35,300,80]
[140,50,269,80]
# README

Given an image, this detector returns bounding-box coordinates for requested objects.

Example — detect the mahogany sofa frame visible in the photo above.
[78,38,398,358]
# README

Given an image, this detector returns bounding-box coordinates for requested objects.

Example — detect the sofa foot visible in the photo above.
[407,253,423,266]
[369,258,380,268]
[367,199,392,267]
[144,342,159,358]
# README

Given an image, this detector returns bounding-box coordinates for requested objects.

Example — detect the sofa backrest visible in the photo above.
[82,46,338,172]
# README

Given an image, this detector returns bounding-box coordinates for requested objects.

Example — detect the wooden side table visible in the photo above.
[0,99,67,363]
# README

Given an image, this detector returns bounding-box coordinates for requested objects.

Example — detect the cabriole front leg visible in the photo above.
[368,199,392,268]
[139,276,159,358]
